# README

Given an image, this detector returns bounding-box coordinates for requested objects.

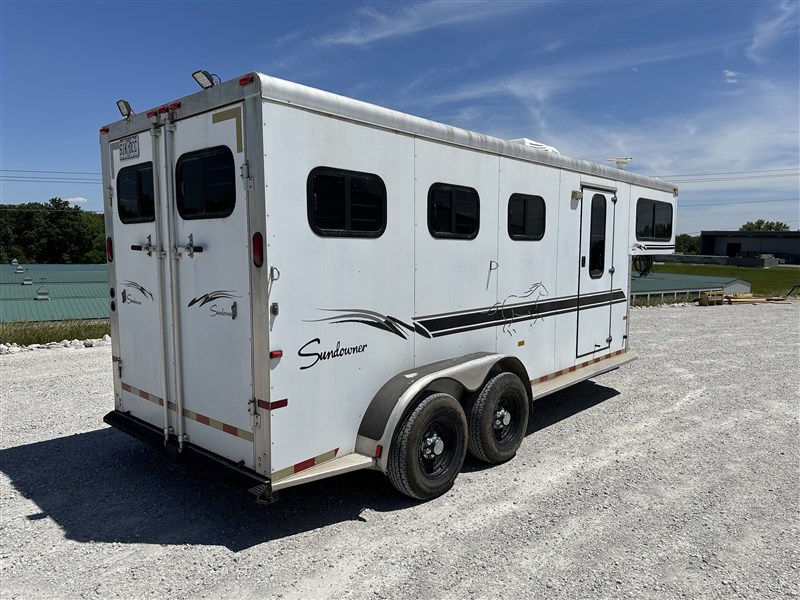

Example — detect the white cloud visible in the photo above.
[64,197,88,204]
[319,1,539,47]
[723,69,742,83]
[744,1,800,63]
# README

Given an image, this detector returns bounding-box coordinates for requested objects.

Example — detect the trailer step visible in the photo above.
[531,351,637,400]
[271,452,375,492]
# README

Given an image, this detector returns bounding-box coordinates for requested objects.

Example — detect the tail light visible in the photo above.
[106,237,113,262]
[252,232,264,267]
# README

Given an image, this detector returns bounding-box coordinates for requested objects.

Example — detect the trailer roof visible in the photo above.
[101,73,678,196]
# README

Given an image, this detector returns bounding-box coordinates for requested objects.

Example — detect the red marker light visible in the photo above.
[269,350,283,359]
[157,106,169,114]
[252,232,264,268]
[169,101,181,110]
[146,110,158,118]
[100,127,109,134]
[239,75,254,86]
[105,237,113,262]
[375,445,383,458]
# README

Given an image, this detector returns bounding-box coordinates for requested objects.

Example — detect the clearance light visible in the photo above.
[375,445,383,458]
[157,106,169,115]
[105,237,113,262]
[100,127,109,134]
[269,350,283,359]
[146,110,158,118]
[252,232,264,267]
[239,75,254,86]
[169,101,181,110]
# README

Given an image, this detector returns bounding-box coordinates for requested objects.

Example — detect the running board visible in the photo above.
[271,453,376,492]
[531,351,637,400]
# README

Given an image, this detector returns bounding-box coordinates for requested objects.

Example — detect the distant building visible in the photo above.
[700,230,800,265]
[0,264,108,323]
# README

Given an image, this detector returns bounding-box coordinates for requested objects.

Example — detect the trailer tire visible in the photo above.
[387,393,468,500]
[467,372,529,464]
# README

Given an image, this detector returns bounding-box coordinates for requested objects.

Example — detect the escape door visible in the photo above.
[167,104,256,467]
[576,188,616,358]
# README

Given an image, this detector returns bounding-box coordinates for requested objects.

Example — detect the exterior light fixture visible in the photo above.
[116,99,134,118]
[192,70,216,89]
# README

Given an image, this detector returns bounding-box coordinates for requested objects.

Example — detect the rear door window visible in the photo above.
[176,146,236,220]
[118,163,155,224]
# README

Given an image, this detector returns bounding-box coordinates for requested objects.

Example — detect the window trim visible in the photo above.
[306,166,387,238]
[427,182,480,240]
[636,198,673,242]
[117,162,155,224]
[175,145,236,221]
[507,193,546,241]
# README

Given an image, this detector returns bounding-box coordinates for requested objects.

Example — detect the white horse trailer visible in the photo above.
[100,72,678,501]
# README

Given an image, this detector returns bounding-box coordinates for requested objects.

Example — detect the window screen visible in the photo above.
[307,167,386,237]
[117,163,155,224]
[508,194,545,240]
[589,194,606,279]
[176,146,235,220]
[428,183,479,239]
[636,198,673,241]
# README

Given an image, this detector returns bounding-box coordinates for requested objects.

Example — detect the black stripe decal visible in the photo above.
[415,289,626,337]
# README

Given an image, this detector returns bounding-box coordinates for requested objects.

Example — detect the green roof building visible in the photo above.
[0,263,109,323]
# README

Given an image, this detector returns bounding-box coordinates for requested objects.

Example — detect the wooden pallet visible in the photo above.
[699,291,724,306]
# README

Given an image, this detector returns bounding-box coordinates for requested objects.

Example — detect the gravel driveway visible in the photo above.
[1,302,798,599]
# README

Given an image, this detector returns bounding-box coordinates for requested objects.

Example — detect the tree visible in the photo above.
[0,198,106,264]
[675,233,700,254]
[739,220,790,232]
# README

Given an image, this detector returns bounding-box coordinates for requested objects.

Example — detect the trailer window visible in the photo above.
[176,146,236,220]
[428,183,479,239]
[307,167,386,237]
[508,194,545,240]
[117,163,155,224]
[589,194,606,279]
[636,198,673,241]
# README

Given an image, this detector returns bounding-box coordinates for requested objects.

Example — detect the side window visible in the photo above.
[428,183,479,239]
[117,163,155,224]
[589,194,606,279]
[307,167,386,237]
[636,198,673,241]
[176,146,235,220]
[508,194,545,241]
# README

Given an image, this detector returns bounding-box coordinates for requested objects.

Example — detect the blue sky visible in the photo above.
[1,0,798,235]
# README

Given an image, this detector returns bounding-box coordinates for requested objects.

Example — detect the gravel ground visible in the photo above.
[1,302,798,599]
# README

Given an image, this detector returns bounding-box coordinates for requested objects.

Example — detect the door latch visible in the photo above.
[581,256,586,268]
[131,235,155,257]
[185,233,204,258]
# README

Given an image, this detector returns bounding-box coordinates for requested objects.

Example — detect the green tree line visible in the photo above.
[0,198,106,264]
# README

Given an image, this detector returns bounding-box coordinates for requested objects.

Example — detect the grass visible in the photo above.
[652,264,800,296]
[0,320,110,346]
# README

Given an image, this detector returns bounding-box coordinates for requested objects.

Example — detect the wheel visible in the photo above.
[387,393,468,500]
[467,371,529,464]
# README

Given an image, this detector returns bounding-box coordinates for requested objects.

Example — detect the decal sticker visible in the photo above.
[304,309,416,339]
[120,280,153,305]
[298,338,368,370]
[189,290,241,320]
[488,282,549,336]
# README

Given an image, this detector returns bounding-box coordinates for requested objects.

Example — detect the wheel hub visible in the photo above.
[422,432,445,459]
[493,407,511,430]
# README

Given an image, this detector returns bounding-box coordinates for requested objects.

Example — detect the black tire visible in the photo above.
[466,372,529,464]
[387,393,468,500]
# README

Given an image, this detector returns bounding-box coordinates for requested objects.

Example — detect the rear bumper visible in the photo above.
[103,410,272,503]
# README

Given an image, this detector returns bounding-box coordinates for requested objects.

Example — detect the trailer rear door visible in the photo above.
[166,104,256,467]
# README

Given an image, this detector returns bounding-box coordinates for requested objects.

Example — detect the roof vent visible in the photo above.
[15,265,24,274]
[11,258,19,266]
[36,285,50,301]
[509,138,560,154]
[22,276,33,285]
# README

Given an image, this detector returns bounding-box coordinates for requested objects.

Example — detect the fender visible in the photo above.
[355,352,531,473]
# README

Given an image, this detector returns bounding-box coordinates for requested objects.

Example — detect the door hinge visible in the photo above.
[241,162,255,191]
[107,186,114,207]
[611,195,618,204]
[606,336,613,343]
[248,399,262,427]
[609,266,616,275]
[112,356,123,377]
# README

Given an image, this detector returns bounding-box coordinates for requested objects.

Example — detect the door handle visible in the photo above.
[185,233,204,258]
